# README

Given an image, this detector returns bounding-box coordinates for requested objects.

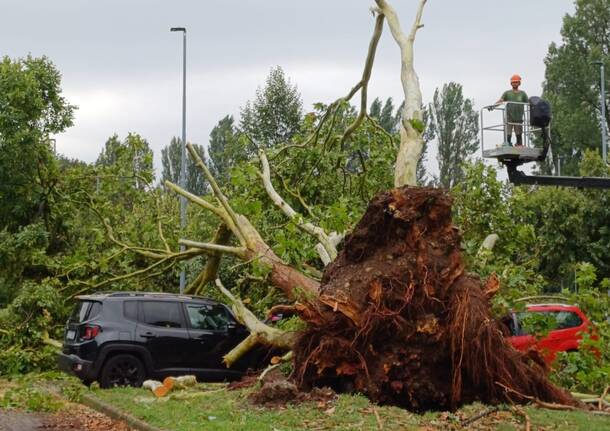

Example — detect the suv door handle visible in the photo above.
[141,332,157,339]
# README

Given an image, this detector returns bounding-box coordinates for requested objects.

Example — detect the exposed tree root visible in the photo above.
[292,186,576,411]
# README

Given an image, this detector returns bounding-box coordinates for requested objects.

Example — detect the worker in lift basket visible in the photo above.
[495,74,529,146]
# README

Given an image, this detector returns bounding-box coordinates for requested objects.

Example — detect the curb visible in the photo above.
[38,383,166,431]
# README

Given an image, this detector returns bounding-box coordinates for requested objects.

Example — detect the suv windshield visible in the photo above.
[69,301,102,323]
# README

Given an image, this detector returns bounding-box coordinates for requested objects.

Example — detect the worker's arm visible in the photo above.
[496,92,508,104]
[488,94,506,110]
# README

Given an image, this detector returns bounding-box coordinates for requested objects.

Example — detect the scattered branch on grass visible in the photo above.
[372,405,383,430]
[571,390,610,409]
[511,405,531,431]
[601,386,610,411]
[460,407,500,427]
[496,381,577,411]
[258,351,293,382]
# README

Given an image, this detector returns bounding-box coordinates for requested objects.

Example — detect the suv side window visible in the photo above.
[140,301,184,328]
[186,304,231,331]
[69,301,102,322]
[555,311,583,329]
[124,301,138,321]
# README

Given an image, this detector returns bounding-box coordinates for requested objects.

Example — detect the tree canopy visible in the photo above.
[161,137,208,195]
[0,55,75,230]
[543,0,610,173]
[428,82,479,188]
[240,66,303,148]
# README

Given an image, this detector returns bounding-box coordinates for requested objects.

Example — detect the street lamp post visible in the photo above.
[171,27,187,294]
[592,61,607,164]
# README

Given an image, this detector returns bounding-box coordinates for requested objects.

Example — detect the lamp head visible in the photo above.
[170,27,186,32]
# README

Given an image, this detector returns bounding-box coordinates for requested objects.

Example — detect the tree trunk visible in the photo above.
[374,0,427,187]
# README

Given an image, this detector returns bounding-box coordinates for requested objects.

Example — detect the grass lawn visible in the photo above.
[92,382,610,431]
[1,375,609,430]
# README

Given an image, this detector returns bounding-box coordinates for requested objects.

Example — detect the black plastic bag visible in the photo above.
[529,96,552,127]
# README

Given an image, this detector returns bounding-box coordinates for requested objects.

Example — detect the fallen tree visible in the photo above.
[291,186,575,410]
[85,0,578,411]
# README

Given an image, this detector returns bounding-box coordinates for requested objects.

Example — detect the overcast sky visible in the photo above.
[2,0,574,177]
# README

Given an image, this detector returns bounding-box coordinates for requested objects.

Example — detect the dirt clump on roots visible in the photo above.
[247,369,336,407]
[292,186,576,411]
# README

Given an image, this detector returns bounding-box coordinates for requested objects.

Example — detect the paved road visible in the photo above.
[0,410,44,431]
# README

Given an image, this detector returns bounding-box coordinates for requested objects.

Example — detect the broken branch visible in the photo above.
[215,279,296,367]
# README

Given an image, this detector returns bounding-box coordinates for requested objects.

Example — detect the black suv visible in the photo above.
[58,292,254,388]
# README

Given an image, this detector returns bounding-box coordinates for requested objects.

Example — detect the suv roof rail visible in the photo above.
[78,291,217,302]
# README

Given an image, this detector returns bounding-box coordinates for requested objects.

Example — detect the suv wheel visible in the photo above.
[100,354,145,388]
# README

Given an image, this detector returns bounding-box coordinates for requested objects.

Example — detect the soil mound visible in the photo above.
[292,186,575,411]
[249,375,336,407]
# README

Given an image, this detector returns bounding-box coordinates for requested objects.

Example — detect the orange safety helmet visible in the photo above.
[510,74,522,83]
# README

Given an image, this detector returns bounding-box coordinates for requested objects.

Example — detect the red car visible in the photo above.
[503,303,596,364]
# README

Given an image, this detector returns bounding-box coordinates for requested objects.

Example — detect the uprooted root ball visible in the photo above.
[292,186,575,411]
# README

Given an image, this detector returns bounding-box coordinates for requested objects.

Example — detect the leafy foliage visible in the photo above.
[369,97,400,133]
[207,115,246,181]
[0,386,62,412]
[240,66,303,148]
[453,160,610,393]
[428,82,479,188]
[161,137,209,195]
[0,51,608,397]
[96,133,153,189]
[0,224,48,304]
[542,0,610,173]
[0,280,66,375]
[0,55,75,230]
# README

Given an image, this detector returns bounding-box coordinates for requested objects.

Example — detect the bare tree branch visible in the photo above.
[258,148,342,263]
[185,224,232,295]
[375,0,428,186]
[186,143,249,247]
[165,146,320,298]
[179,239,247,257]
[155,197,171,252]
[164,180,237,235]
[339,13,385,148]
